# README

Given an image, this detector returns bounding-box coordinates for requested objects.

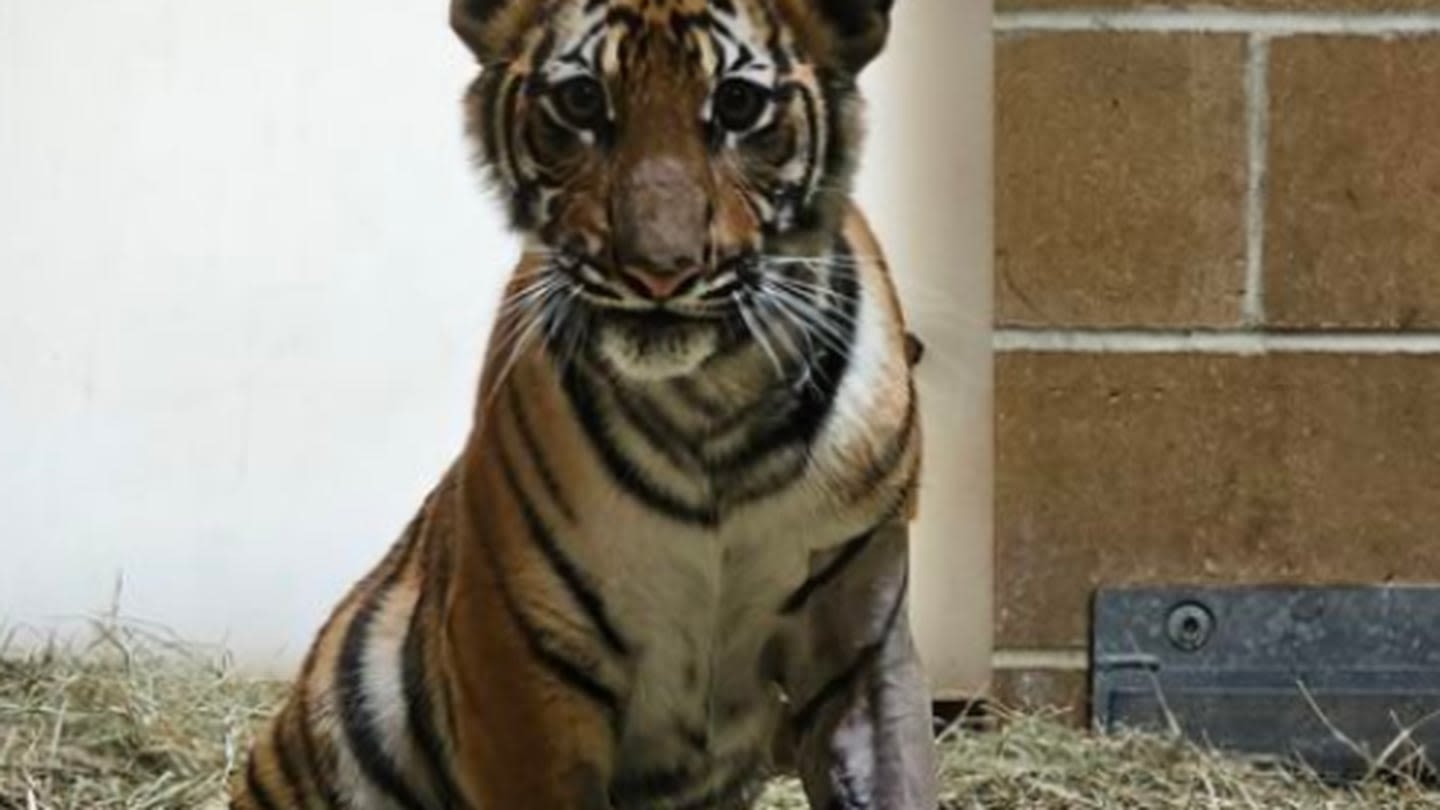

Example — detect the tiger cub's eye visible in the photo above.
[552,76,608,128]
[713,79,770,133]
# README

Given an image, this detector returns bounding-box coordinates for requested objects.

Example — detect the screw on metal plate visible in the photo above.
[1165,602,1214,651]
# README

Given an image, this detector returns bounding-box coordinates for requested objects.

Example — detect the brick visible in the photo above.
[1267,37,1440,329]
[997,33,1247,327]
[998,1,1440,9]
[996,352,1440,649]
[991,668,1089,722]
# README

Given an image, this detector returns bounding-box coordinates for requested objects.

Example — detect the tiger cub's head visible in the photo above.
[455,0,893,381]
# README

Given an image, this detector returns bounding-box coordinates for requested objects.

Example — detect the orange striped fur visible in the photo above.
[233,1,938,808]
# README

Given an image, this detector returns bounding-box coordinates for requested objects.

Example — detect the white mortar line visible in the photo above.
[995,10,1440,36]
[993,649,1090,671]
[1242,35,1270,327]
[994,329,1440,354]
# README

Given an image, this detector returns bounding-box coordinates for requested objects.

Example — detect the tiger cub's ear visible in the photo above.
[813,0,894,72]
[450,0,526,63]
[904,331,925,368]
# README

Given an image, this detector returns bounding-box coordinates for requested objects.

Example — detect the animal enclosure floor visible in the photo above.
[1,623,1438,809]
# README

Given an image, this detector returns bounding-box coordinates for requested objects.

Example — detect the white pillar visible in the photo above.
[857,3,994,700]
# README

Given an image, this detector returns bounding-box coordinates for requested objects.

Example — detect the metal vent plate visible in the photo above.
[1092,585,1440,778]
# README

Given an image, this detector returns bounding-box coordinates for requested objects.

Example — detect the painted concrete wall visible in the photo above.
[0,0,992,691]
[859,2,993,698]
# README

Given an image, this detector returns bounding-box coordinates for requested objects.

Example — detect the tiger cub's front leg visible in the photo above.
[444,598,618,809]
[442,463,621,810]
[444,620,619,810]
[785,523,940,810]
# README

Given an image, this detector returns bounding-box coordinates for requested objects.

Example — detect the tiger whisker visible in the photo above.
[759,253,879,266]
[753,297,848,394]
[764,276,862,310]
[760,284,855,355]
[763,292,863,337]
[547,287,587,376]
[559,295,590,375]
[733,292,787,384]
[481,279,568,422]
[494,277,563,319]
[753,294,825,394]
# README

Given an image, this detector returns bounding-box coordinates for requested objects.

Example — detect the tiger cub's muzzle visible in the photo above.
[567,154,755,313]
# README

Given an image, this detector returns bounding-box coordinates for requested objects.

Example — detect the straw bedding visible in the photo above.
[2,622,1437,809]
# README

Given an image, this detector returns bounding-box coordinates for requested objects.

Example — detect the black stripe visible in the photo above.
[670,11,702,40]
[430,521,464,745]
[714,239,858,477]
[289,564,356,810]
[475,74,502,169]
[606,380,703,476]
[703,8,736,41]
[610,752,757,806]
[336,534,430,810]
[781,529,876,614]
[476,520,623,716]
[819,70,858,192]
[704,236,865,507]
[795,82,824,218]
[508,382,576,521]
[292,689,345,809]
[738,182,773,230]
[610,763,696,803]
[245,755,283,810]
[674,761,764,810]
[670,377,726,423]
[497,432,630,656]
[605,6,644,31]
[402,560,469,809]
[782,234,859,445]
[731,44,755,71]
[564,17,607,67]
[268,710,310,808]
[530,29,558,77]
[705,399,802,475]
[793,571,909,736]
[705,28,728,80]
[562,364,720,526]
[496,74,537,229]
[716,451,808,510]
[763,3,792,76]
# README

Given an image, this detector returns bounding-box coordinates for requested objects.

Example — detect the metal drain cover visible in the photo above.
[1092,585,1440,779]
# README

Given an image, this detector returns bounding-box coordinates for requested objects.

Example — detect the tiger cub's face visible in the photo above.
[455,0,891,380]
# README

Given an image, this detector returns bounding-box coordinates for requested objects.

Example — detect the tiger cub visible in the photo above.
[232,0,938,807]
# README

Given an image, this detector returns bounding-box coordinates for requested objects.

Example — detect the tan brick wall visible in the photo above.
[999,1,1440,9]
[994,3,1440,717]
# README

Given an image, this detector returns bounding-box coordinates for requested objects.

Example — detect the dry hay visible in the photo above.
[2,622,1438,809]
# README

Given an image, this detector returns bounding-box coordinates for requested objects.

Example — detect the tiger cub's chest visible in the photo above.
[606,521,818,809]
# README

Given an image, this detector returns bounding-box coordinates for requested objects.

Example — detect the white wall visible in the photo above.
[0,0,508,672]
[0,1,991,685]
[859,3,994,699]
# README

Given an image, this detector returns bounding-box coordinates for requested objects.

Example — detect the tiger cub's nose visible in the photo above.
[612,155,711,301]
[617,261,705,301]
